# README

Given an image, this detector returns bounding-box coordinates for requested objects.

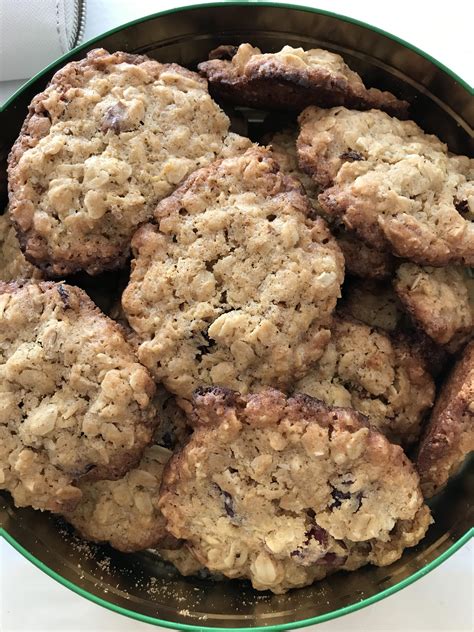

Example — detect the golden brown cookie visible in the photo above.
[0,213,42,281]
[339,279,403,333]
[63,390,190,551]
[0,281,156,512]
[335,231,395,280]
[199,44,408,116]
[63,444,171,551]
[294,317,435,445]
[266,129,395,279]
[265,128,321,208]
[394,263,473,350]
[8,48,233,276]
[159,388,431,593]
[417,341,474,497]
[298,107,474,266]
[123,148,344,400]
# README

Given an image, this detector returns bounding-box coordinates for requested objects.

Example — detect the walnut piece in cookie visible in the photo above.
[394,263,473,350]
[159,388,431,594]
[0,213,42,281]
[0,281,156,512]
[294,317,434,446]
[417,341,474,498]
[123,148,344,401]
[298,107,474,266]
[199,44,408,117]
[7,48,232,277]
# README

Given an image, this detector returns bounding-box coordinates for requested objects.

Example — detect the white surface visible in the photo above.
[0,1,473,630]
[0,0,79,81]
[1,538,473,631]
[0,0,473,104]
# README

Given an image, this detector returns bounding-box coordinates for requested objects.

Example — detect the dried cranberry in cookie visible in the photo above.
[123,148,344,401]
[0,281,156,512]
[7,48,233,276]
[159,388,431,593]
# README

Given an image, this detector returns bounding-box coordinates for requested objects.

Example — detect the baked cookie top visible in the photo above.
[294,317,435,445]
[334,230,395,280]
[298,107,474,266]
[0,214,42,281]
[64,444,171,552]
[7,48,231,276]
[199,44,408,117]
[63,389,190,551]
[123,148,344,400]
[159,388,430,593]
[0,281,156,512]
[417,341,474,497]
[394,263,473,350]
[339,279,403,333]
[266,129,395,280]
[265,128,321,208]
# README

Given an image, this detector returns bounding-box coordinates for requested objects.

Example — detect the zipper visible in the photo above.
[69,0,87,49]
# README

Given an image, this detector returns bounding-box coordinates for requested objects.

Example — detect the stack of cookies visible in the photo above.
[1,45,472,594]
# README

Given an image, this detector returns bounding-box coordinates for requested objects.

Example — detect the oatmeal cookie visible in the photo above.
[394,263,473,349]
[123,148,344,400]
[63,389,189,551]
[335,231,395,280]
[0,281,156,512]
[265,128,321,209]
[298,107,474,265]
[417,341,474,497]
[294,317,434,445]
[157,545,204,576]
[159,388,431,593]
[8,48,232,277]
[0,214,42,281]
[266,130,394,279]
[199,44,408,117]
[339,279,447,376]
[64,444,170,551]
[339,279,403,333]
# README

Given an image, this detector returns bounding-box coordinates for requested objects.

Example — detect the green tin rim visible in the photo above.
[1,2,473,629]
[2,526,473,630]
[0,0,472,113]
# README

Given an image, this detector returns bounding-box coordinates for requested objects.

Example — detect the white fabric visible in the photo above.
[0,0,80,81]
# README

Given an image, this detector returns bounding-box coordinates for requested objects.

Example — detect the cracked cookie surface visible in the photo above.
[298,107,474,265]
[63,389,192,552]
[266,129,394,279]
[199,44,407,116]
[294,317,434,445]
[123,148,344,400]
[417,341,474,497]
[8,48,232,276]
[159,388,431,593]
[0,281,156,512]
